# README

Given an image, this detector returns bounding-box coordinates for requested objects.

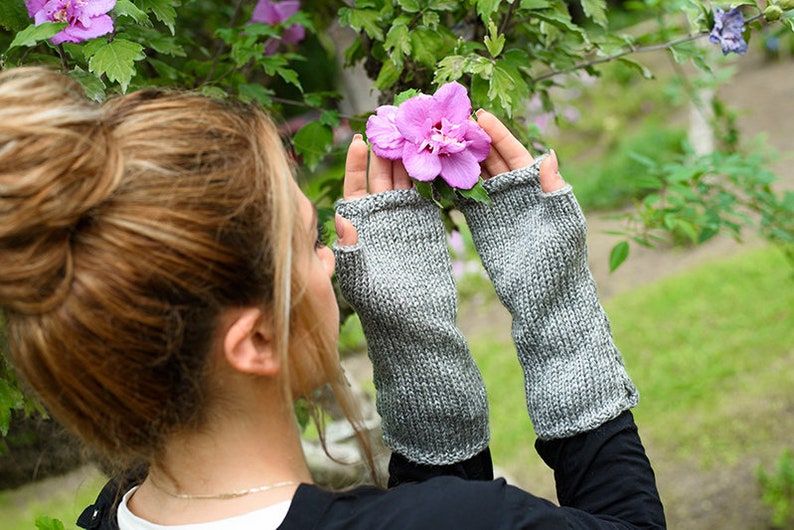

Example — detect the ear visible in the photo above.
[222,308,280,376]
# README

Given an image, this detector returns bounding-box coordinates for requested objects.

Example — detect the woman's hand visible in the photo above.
[335,134,411,247]
[332,136,490,466]
[475,109,565,194]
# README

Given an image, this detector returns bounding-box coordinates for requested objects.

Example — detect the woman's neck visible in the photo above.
[129,385,313,525]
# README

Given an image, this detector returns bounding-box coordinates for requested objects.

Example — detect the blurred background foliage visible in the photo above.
[1,1,794,527]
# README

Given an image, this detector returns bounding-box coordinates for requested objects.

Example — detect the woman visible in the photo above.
[0,67,664,529]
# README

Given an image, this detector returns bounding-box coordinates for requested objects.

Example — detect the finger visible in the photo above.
[471,116,507,178]
[344,134,369,200]
[479,144,508,179]
[392,159,412,190]
[540,149,566,193]
[334,214,359,246]
[476,109,533,172]
[368,151,393,194]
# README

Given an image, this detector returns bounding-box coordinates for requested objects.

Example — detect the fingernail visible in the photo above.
[475,109,485,118]
[550,149,560,174]
[352,133,363,142]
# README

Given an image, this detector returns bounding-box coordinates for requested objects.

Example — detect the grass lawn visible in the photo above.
[471,245,793,482]
[0,466,106,530]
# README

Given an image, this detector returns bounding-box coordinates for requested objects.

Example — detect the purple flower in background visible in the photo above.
[709,7,748,56]
[25,0,115,45]
[251,0,306,55]
[367,82,491,190]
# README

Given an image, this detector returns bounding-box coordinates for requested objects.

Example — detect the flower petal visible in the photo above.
[60,14,114,42]
[282,23,305,45]
[25,0,46,18]
[251,0,280,24]
[432,81,472,124]
[395,94,436,144]
[439,150,481,189]
[82,0,116,18]
[402,144,441,182]
[366,106,405,160]
[462,121,491,162]
[273,0,301,21]
[709,7,748,55]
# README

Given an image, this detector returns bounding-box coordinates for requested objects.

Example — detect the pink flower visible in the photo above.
[366,82,491,190]
[26,0,115,45]
[251,0,306,55]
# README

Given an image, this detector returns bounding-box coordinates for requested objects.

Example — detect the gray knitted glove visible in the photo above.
[457,155,638,440]
[333,188,489,465]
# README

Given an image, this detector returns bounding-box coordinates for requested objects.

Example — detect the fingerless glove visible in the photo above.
[334,189,489,465]
[457,156,638,440]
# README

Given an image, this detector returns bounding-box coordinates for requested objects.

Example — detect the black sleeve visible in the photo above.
[387,447,494,487]
[533,410,666,528]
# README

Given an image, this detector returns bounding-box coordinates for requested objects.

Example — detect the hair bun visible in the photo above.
[0,68,123,313]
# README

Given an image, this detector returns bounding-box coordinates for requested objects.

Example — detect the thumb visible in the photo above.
[335,214,359,246]
[540,149,566,193]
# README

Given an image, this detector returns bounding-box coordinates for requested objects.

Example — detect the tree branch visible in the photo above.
[534,13,765,83]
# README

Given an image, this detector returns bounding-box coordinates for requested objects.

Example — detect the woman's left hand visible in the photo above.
[476,109,565,193]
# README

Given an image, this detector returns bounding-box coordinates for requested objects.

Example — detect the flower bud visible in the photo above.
[778,0,794,10]
[765,5,784,21]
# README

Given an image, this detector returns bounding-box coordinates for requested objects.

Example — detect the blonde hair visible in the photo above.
[0,67,370,474]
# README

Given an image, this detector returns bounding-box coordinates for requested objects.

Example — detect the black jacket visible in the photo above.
[77,411,665,529]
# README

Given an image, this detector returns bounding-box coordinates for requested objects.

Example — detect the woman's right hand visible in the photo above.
[334,134,411,248]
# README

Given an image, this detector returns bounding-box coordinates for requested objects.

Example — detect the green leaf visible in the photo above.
[422,10,440,29]
[457,179,492,205]
[609,241,630,272]
[67,69,107,102]
[384,24,411,67]
[488,65,517,116]
[475,0,501,22]
[0,1,32,32]
[433,178,458,204]
[616,57,653,79]
[409,27,445,68]
[113,0,151,25]
[0,378,24,437]
[520,0,551,9]
[8,22,67,50]
[415,180,434,201]
[237,83,274,106]
[484,20,505,57]
[580,0,608,28]
[394,88,421,106]
[35,516,65,530]
[434,54,466,84]
[136,0,179,34]
[319,110,340,128]
[293,122,333,170]
[397,0,421,13]
[87,38,146,92]
[374,60,402,90]
[339,7,384,41]
[275,66,302,91]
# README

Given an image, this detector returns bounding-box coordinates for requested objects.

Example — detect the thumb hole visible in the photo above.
[540,150,566,193]
[335,214,359,247]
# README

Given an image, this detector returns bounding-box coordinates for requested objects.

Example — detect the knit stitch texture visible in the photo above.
[458,156,639,440]
[334,189,490,465]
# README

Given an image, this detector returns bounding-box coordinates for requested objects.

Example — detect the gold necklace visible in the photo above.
[149,476,300,500]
